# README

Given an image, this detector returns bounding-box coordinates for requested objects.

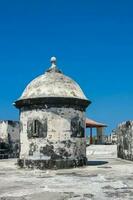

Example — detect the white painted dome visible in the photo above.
[19,57,88,100]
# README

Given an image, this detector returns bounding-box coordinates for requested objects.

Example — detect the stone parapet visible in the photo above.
[116,121,133,161]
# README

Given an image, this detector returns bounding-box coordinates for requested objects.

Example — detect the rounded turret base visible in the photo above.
[18,157,87,169]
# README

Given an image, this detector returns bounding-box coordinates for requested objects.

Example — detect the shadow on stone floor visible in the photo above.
[87,160,108,166]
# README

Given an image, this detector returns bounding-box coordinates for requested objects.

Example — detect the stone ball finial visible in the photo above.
[50,56,56,69]
[50,56,56,65]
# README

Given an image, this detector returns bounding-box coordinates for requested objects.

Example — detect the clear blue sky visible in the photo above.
[0,0,133,134]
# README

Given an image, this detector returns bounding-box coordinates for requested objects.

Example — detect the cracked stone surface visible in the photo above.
[0,145,133,200]
[19,64,88,100]
[116,120,133,161]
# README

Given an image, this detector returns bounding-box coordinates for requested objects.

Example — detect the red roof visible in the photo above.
[86,118,107,128]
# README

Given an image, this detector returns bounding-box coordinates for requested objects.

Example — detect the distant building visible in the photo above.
[14,57,90,169]
[104,131,117,145]
[0,120,20,158]
[116,120,133,161]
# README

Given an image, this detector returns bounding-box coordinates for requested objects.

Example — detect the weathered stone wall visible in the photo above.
[0,121,8,142]
[7,121,20,143]
[116,121,133,161]
[0,121,19,142]
[0,120,20,157]
[19,106,86,169]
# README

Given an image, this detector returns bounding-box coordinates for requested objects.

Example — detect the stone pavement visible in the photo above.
[0,145,133,200]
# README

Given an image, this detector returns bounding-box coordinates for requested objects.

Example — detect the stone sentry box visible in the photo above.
[14,57,91,169]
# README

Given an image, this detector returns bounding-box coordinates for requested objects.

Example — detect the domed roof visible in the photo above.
[19,57,88,101]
